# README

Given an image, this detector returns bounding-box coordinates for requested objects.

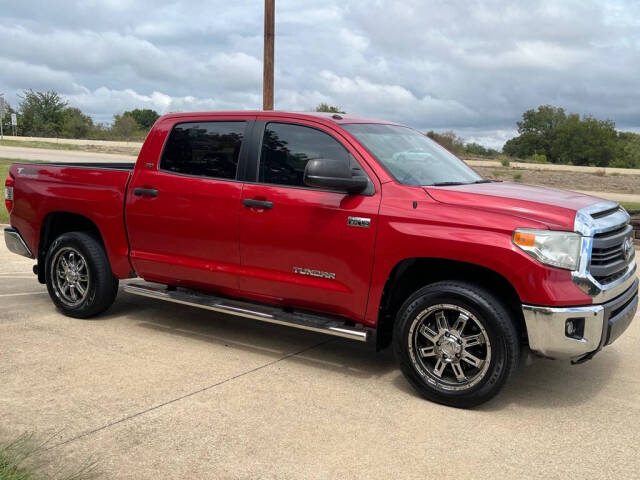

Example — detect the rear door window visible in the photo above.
[161,121,245,180]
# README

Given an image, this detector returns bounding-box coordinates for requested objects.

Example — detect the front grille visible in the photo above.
[590,224,633,284]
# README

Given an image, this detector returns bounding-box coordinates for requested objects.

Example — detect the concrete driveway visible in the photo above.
[1,240,639,479]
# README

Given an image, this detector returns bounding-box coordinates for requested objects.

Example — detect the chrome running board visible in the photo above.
[124,281,371,342]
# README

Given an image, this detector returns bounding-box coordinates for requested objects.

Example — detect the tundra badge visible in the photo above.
[293,267,336,280]
[347,216,371,228]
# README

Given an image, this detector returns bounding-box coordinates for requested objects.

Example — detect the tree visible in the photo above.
[426,130,465,154]
[19,90,68,137]
[463,142,498,157]
[612,132,640,168]
[111,113,138,139]
[315,103,345,114]
[123,108,160,129]
[61,107,94,138]
[550,114,617,166]
[503,105,566,161]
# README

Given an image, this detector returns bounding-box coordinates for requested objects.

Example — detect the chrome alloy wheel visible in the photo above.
[52,247,90,307]
[408,304,491,391]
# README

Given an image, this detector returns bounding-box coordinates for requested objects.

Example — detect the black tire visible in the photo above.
[45,232,119,318]
[393,281,520,408]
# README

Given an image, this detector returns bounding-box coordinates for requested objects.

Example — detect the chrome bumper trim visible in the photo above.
[572,261,637,304]
[522,304,604,360]
[4,227,35,259]
[523,280,638,360]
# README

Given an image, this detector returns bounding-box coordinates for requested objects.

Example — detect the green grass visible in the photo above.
[0,139,84,152]
[0,440,34,480]
[0,433,97,480]
[621,202,640,213]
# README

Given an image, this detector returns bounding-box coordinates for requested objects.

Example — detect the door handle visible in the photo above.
[133,187,159,197]
[243,198,273,209]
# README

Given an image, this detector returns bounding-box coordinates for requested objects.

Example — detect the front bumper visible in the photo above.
[4,227,35,259]
[522,278,638,361]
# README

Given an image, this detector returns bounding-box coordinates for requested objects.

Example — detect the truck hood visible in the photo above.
[424,181,605,231]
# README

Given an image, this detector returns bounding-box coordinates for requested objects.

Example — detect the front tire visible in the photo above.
[45,232,118,318]
[393,281,520,408]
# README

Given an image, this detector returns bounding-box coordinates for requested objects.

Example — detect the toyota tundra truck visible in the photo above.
[4,111,638,407]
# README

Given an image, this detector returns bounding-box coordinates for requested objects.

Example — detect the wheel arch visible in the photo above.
[376,257,525,351]
[37,211,106,283]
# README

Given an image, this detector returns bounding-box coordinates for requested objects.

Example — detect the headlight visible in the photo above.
[513,229,581,270]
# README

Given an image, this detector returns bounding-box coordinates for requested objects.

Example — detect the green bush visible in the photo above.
[528,153,548,163]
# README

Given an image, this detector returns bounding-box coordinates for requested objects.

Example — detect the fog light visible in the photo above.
[565,318,585,339]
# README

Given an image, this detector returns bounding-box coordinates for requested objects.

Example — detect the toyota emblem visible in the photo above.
[623,237,634,261]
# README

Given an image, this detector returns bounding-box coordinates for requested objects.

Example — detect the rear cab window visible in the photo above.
[161,121,246,180]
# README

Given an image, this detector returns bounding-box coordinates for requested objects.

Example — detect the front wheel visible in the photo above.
[393,281,520,408]
[45,232,119,318]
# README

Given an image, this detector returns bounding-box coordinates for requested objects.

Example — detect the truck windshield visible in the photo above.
[343,124,484,186]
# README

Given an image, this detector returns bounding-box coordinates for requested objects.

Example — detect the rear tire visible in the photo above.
[393,281,520,408]
[45,232,118,318]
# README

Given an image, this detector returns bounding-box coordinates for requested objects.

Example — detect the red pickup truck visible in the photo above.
[4,111,638,407]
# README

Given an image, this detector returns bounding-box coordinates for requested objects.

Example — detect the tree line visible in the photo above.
[3,92,639,168]
[0,90,159,140]
[426,131,500,158]
[426,106,640,168]
[502,105,639,168]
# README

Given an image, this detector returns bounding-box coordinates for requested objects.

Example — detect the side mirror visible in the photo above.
[303,159,368,194]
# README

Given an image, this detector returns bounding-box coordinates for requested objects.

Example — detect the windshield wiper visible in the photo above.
[429,180,493,186]
[429,181,468,186]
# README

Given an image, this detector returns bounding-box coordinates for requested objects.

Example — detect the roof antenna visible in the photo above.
[332,114,343,120]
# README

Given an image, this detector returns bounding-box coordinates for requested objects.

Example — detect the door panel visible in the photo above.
[238,121,381,320]
[239,184,379,319]
[126,171,242,294]
[126,119,251,295]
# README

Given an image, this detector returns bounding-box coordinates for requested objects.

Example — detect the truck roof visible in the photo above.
[159,110,401,126]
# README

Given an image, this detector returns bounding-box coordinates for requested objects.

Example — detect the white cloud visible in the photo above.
[64,87,262,124]
[1,0,639,146]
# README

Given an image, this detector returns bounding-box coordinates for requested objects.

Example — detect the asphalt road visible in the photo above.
[0,145,135,163]
[0,240,639,479]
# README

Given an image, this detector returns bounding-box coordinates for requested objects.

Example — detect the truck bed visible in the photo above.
[8,161,134,278]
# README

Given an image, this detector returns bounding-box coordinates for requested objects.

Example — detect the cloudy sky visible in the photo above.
[1,0,639,147]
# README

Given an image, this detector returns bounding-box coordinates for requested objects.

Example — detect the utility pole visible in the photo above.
[263,0,275,110]
[0,93,5,140]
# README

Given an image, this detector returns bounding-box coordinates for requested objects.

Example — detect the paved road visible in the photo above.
[0,241,638,479]
[2,135,142,149]
[576,190,640,204]
[0,145,136,163]
[466,159,640,176]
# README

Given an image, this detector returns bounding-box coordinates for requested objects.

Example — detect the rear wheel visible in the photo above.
[45,232,118,318]
[393,281,520,408]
